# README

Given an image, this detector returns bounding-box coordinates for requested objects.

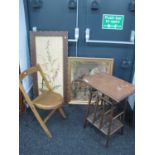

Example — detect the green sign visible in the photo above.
[102,14,124,30]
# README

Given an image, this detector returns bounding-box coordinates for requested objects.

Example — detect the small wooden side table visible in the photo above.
[82,73,135,147]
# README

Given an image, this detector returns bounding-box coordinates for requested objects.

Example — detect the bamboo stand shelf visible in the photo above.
[82,73,135,147]
[87,111,124,136]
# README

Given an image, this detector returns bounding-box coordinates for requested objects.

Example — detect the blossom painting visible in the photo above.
[35,37,63,95]
[30,32,68,99]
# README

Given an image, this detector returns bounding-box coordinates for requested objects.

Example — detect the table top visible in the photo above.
[82,73,135,103]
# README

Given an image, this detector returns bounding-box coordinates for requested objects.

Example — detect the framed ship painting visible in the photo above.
[68,57,114,104]
[30,31,68,102]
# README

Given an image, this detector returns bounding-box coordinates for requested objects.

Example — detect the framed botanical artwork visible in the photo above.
[68,57,114,104]
[30,31,68,102]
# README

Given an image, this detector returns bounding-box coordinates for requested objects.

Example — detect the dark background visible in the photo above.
[24,0,135,82]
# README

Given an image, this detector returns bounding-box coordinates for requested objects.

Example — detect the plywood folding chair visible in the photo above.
[19,64,66,138]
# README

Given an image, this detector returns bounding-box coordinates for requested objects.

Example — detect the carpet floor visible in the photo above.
[19,105,135,155]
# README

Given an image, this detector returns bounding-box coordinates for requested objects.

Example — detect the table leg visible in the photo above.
[120,99,128,135]
[84,88,93,128]
[105,104,115,147]
[99,98,105,129]
[92,95,100,123]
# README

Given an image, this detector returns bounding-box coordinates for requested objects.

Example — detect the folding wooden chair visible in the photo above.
[19,64,66,138]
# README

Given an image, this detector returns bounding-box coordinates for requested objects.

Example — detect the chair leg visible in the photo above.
[58,107,66,119]
[31,107,52,138]
[44,109,57,123]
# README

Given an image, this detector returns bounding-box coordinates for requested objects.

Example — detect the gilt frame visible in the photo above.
[68,57,114,104]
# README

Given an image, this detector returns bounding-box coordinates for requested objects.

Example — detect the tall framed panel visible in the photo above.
[30,31,68,102]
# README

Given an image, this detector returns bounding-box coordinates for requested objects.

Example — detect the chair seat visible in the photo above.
[32,91,63,110]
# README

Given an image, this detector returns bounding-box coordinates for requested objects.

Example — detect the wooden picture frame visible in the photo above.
[68,57,114,104]
[30,31,68,102]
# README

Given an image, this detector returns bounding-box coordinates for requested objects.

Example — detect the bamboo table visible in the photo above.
[82,73,135,147]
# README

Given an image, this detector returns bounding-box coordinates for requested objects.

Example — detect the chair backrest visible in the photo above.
[19,64,52,108]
